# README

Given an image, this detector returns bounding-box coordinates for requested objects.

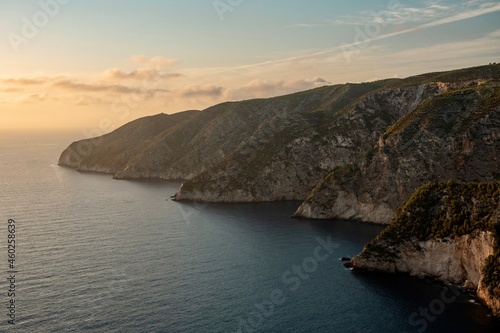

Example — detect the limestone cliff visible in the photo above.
[175,66,500,202]
[174,81,448,202]
[351,231,495,288]
[59,64,500,210]
[294,82,500,223]
[349,181,500,316]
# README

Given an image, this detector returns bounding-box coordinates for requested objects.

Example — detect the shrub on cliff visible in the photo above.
[370,180,500,302]
[378,180,500,243]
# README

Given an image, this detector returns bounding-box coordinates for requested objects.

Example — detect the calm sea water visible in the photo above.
[0,131,498,333]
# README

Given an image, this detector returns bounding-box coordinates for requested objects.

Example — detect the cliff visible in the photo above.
[294,82,500,223]
[59,64,500,212]
[175,65,500,203]
[58,64,500,315]
[349,181,500,316]
[59,111,200,178]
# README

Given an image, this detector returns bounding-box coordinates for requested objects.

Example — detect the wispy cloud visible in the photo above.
[74,95,108,106]
[319,28,500,82]
[419,1,500,28]
[18,93,49,104]
[239,0,500,72]
[179,84,225,98]
[103,68,183,81]
[298,0,500,28]
[1,74,170,97]
[0,55,183,107]
[52,79,169,97]
[1,77,55,86]
[130,55,179,69]
[229,78,330,100]
[372,27,500,65]
[0,87,22,93]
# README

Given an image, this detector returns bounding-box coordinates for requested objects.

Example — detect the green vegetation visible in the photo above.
[383,85,500,140]
[482,245,500,296]
[329,164,361,187]
[380,181,500,242]
[369,180,500,300]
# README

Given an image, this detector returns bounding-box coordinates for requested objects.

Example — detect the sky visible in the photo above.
[0,0,499,132]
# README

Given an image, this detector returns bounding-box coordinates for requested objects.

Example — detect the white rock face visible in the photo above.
[352,231,495,287]
[295,190,394,224]
[351,231,500,315]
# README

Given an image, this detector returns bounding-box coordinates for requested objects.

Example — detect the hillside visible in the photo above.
[294,83,500,223]
[348,181,500,316]
[59,64,500,212]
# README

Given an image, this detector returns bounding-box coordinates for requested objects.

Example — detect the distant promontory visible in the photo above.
[60,64,500,224]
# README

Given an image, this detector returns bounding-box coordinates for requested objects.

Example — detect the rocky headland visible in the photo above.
[59,64,500,316]
[347,181,500,316]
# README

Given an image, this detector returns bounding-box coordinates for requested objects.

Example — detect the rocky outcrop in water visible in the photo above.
[348,181,500,317]
[351,231,495,288]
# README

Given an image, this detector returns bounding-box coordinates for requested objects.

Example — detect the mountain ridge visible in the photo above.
[59,64,500,220]
[58,63,500,317]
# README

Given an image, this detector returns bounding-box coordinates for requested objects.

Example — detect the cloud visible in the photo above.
[0,69,173,107]
[326,0,499,27]
[51,79,169,97]
[487,29,500,38]
[74,95,108,106]
[179,84,225,98]
[324,29,500,83]
[292,0,500,47]
[253,1,500,73]
[373,28,500,65]
[103,68,183,81]
[130,55,179,69]
[230,78,330,100]
[0,88,22,93]
[2,77,50,85]
[53,80,136,93]
[419,2,500,28]
[18,93,49,104]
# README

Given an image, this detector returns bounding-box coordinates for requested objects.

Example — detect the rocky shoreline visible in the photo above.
[58,65,500,317]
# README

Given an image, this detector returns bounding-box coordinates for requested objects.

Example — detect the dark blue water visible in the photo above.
[0,131,498,333]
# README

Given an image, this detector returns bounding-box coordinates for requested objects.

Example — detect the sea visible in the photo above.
[0,130,498,333]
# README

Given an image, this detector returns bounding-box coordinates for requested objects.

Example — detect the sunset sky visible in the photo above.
[1,0,499,131]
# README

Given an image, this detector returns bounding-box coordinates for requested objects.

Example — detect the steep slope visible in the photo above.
[59,64,500,209]
[348,181,500,316]
[175,64,500,202]
[59,111,200,175]
[295,83,500,223]
[62,80,404,188]
[174,81,446,201]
